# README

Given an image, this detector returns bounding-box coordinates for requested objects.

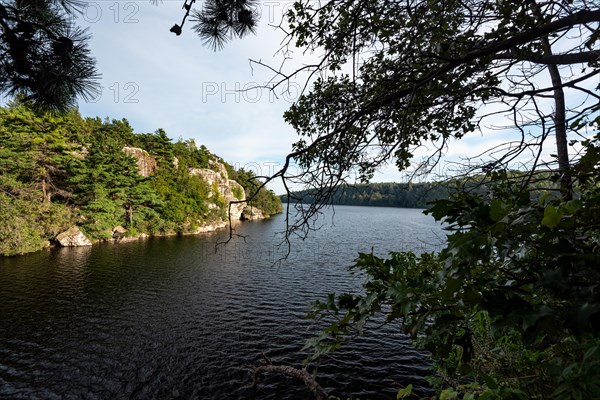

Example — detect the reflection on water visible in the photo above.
[0,206,445,399]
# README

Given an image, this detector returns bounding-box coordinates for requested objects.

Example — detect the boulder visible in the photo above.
[55,226,92,247]
[112,226,128,239]
[194,221,228,233]
[241,206,264,221]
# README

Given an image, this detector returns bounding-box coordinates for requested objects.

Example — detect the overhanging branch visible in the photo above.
[418,9,600,90]
[495,50,600,65]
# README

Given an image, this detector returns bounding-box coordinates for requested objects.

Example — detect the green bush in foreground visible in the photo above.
[305,134,600,399]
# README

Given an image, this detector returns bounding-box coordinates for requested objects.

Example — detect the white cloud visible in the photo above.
[77,2,300,167]
[63,1,597,192]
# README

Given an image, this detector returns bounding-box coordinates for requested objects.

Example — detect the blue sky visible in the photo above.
[75,1,312,191]
[6,1,595,193]
[73,1,500,190]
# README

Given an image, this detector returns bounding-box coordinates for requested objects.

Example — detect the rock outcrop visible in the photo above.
[241,206,264,221]
[55,226,93,247]
[112,226,128,238]
[189,161,247,220]
[193,220,228,233]
[123,147,157,177]
[122,149,263,222]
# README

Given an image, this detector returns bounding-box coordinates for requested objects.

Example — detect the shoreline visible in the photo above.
[2,217,273,258]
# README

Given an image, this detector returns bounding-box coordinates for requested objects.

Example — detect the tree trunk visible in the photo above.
[128,204,133,226]
[541,39,571,198]
[41,179,50,203]
[533,2,571,198]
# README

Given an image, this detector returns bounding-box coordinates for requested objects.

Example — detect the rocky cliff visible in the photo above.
[0,106,281,256]
[123,148,251,222]
[189,161,247,220]
[122,147,157,177]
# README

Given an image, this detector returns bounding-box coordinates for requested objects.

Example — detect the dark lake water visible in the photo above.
[0,206,446,399]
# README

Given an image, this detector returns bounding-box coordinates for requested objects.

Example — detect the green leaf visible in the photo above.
[541,205,561,228]
[563,199,582,214]
[439,388,459,400]
[396,384,413,399]
[489,199,507,222]
[481,373,499,390]
[476,389,495,400]
[427,199,453,221]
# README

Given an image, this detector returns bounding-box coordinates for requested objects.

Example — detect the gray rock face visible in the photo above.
[241,206,264,221]
[122,147,157,177]
[55,226,92,247]
[189,161,247,220]
[193,221,228,233]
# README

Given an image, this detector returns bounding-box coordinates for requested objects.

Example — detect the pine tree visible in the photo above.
[0,0,99,110]
[168,0,259,50]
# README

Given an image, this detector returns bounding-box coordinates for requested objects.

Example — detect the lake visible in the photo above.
[0,206,446,399]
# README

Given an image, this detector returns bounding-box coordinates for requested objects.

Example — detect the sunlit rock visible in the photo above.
[194,221,228,233]
[112,226,128,238]
[122,146,157,177]
[189,161,247,220]
[241,206,264,221]
[55,226,92,247]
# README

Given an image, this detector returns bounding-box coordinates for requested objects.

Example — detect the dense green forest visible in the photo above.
[0,101,282,256]
[283,175,560,209]
[284,182,449,208]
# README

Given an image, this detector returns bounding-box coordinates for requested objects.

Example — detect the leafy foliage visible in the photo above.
[255,3,600,395]
[304,133,600,398]
[228,166,283,217]
[0,191,73,255]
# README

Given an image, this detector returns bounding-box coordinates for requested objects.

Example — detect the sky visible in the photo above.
[5,1,597,193]
[74,1,509,190]
[75,0,316,192]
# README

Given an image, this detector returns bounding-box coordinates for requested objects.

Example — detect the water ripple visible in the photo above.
[0,206,443,399]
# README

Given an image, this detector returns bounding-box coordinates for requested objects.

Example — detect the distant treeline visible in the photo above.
[282,182,449,208]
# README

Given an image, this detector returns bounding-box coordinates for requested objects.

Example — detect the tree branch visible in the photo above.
[413,8,600,93]
[248,363,327,400]
[495,50,600,65]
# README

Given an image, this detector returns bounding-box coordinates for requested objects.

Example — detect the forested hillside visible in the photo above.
[284,182,449,208]
[0,101,281,256]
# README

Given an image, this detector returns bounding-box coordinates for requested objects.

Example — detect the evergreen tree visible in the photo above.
[168,0,259,50]
[0,0,99,110]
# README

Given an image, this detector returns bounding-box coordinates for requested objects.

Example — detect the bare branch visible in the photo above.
[247,362,327,400]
